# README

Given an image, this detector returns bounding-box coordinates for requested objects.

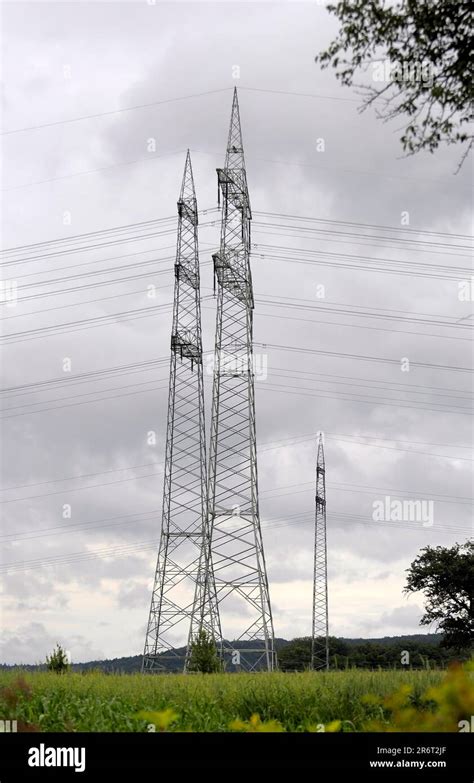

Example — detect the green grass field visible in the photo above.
[2,667,471,733]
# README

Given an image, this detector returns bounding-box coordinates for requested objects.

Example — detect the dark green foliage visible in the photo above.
[316,0,473,169]
[2,634,462,674]
[278,635,460,672]
[405,541,474,652]
[46,644,70,674]
[187,630,222,673]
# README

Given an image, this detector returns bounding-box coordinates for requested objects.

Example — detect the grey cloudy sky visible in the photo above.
[0,0,472,664]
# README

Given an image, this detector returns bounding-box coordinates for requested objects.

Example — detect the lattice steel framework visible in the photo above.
[143,151,220,672]
[311,432,329,670]
[207,88,276,671]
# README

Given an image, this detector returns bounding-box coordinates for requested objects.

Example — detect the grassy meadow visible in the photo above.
[1,665,472,732]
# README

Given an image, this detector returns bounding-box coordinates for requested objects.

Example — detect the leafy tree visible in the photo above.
[278,636,312,671]
[46,643,70,674]
[278,636,349,671]
[316,0,473,169]
[187,630,221,673]
[404,541,474,652]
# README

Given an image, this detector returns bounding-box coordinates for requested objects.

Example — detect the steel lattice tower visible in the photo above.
[207,88,276,671]
[143,151,220,672]
[311,433,329,670]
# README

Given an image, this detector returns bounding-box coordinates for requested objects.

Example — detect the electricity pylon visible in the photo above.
[143,151,220,672]
[207,88,276,671]
[311,432,329,670]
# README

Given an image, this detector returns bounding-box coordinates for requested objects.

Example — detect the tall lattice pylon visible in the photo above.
[143,151,220,672]
[207,88,276,671]
[311,432,329,670]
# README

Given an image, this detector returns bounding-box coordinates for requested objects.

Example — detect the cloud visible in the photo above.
[364,603,425,635]
[0,622,104,666]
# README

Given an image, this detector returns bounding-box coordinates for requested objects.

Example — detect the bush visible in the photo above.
[187,630,221,673]
[46,644,70,674]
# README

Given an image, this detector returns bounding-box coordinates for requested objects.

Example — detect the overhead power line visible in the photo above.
[1,428,472,494]
[2,510,470,575]
[0,87,232,136]
[254,210,473,241]
[255,341,474,374]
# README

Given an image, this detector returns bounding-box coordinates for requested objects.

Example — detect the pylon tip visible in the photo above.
[180,149,195,199]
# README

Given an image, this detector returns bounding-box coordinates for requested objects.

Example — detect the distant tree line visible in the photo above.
[2,633,468,674]
[278,636,470,672]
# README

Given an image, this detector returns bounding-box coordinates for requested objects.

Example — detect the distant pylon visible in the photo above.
[311,432,329,670]
[207,88,276,671]
[142,151,220,672]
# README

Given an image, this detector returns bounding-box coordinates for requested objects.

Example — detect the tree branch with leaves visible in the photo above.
[316,0,473,170]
